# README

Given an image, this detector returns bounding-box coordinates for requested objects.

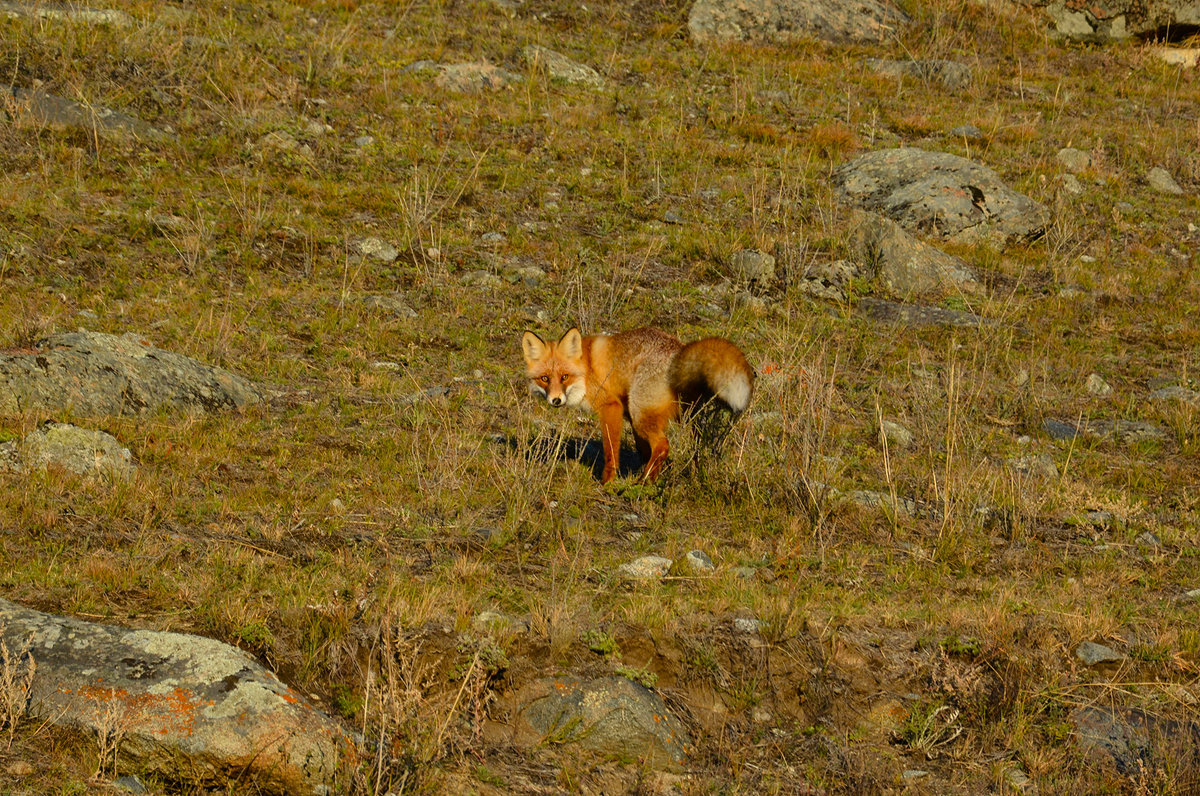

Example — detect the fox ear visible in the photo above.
[521,331,547,363]
[558,328,583,358]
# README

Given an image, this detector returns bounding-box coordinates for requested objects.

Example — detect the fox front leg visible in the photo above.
[597,401,624,484]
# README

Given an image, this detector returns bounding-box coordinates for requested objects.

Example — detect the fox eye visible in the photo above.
[560,375,569,383]
[538,376,550,385]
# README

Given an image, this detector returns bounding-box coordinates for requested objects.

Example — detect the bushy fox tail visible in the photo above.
[668,338,755,414]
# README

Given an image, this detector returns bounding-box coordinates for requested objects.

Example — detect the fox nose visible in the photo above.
[549,396,564,406]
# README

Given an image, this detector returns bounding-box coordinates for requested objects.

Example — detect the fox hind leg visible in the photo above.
[632,414,671,483]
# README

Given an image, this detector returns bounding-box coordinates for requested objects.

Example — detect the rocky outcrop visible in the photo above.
[834,148,1048,247]
[689,0,909,44]
[0,331,262,416]
[0,598,354,794]
[1023,0,1200,43]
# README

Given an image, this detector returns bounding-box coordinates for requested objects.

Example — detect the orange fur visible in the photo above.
[522,327,754,484]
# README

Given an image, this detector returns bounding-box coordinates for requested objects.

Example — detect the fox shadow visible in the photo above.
[500,403,740,483]
[498,434,646,482]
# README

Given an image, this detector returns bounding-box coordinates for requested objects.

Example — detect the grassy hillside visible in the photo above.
[1,0,1198,792]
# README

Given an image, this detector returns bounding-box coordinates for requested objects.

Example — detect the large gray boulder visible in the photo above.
[0,331,262,416]
[0,598,354,794]
[494,676,692,771]
[689,0,908,44]
[834,148,1049,247]
[1022,0,1200,42]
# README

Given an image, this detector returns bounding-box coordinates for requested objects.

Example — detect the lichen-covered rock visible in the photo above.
[0,331,262,416]
[1022,0,1200,43]
[847,210,979,297]
[689,0,909,44]
[434,62,521,93]
[835,148,1048,247]
[0,598,354,794]
[498,676,692,771]
[9,422,135,480]
[522,45,605,88]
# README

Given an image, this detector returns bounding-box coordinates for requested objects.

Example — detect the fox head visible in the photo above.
[522,328,587,408]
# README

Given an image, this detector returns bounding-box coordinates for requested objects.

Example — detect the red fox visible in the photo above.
[521,326,755,483]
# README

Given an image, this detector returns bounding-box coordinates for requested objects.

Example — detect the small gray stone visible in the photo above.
[1043,419,1078,440]
[618,555,673,580]
[1076,640,1122,666]
[731,617,764,634]
[478,231,507,248]
[901,769,930,781]
[663,210,685,224]
[361,294,417,319]
[522,45,605,88]
[16,423,135,480]
[1083,419,1168,445]
[1003,766,1037,795]
[435,62,521,93]
[733,566,757,579]
[1059,174,1085,195]
[459,270,504,288]
[403,59,439,74]
[1147,166,1185,195]
[473,611,529,634]
[505,676,692,771]
[1007,454,1058,479]
[950,124,983,139]
[679,550,715,574]
[1081,510,1114,529]
[732,290,769,316]
[355,237,399,263]
[112,775,147,794]
[845,489,919,516]
[1086,373,1113,396]
[1148,385,1200,407]
[1183,588,1200,602]
[258,130,306,153]
[879,420,913,449]
[1135,531,1161,548]
[729,249,776,283]
[353,135,375,147]
[1055,147,1092,173]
